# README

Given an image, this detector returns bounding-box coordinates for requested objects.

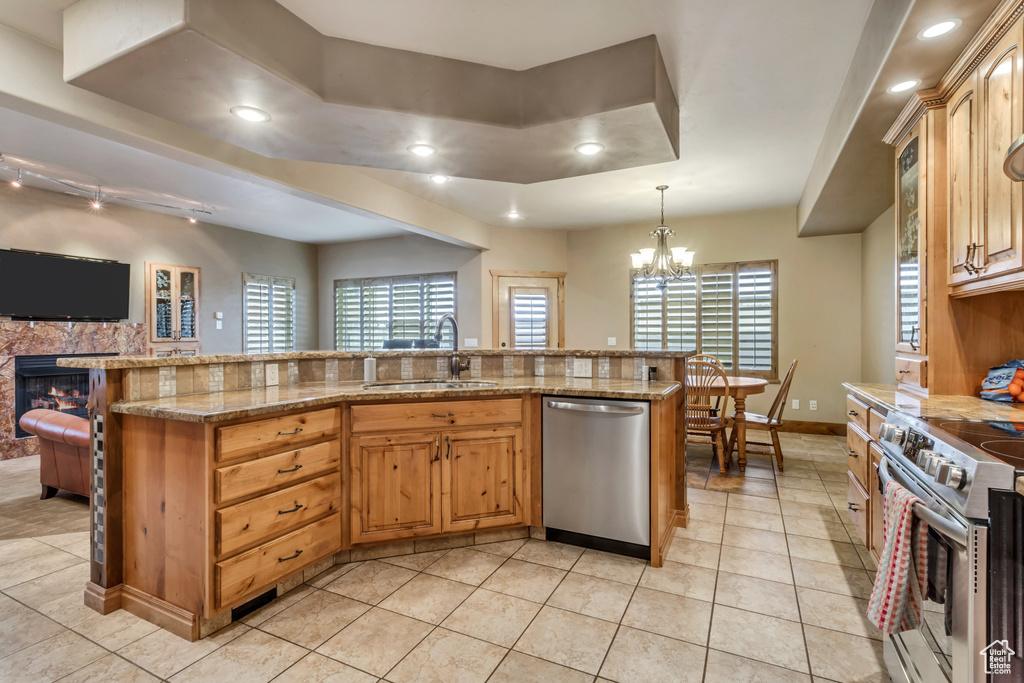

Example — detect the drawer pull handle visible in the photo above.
[278,549,303,563]
[848,410,859,417]
[898,369,910,375]
[278,428,304,435]
[848,450,859,459]
[278,503,304,515]
[277,464,303,474]
[431,413,454,418]
[848,503,859,511]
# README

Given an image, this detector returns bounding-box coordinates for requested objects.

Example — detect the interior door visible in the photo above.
[492,272,563,349]
[442,428,523,533]
[350,432,442,543]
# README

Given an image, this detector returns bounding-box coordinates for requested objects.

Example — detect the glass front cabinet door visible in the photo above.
[895,127,926,355]
[146,262,201,354]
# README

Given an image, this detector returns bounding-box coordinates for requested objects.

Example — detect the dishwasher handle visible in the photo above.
[546,400,645,415]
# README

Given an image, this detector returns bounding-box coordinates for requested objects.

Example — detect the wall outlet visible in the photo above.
[792,399,799,410]
[215,320,223,330]
[265,364,279,386]
[573,358,593,378]
[607,337,617,346]
[464,338,478,348]
[809,400,818,411]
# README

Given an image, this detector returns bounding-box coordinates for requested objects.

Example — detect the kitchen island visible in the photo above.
[63,350,691,640]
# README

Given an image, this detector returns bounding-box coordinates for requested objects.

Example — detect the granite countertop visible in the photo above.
[112,376,682,423]
[59,349,697,370]
[844,382,1024,421]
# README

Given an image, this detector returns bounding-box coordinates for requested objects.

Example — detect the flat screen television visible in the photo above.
[0,249,130,321]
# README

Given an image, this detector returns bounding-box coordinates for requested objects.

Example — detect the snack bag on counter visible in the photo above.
[981,360,1024,402]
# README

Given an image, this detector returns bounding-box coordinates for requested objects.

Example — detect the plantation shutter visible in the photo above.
[632,278,664,350]
[243,275,271,354]
[424,275,456,348]
[511,288,549,348]
[630,260,777,378]
[699,267,735,369]
[737,263,775,373]
[333,273,457,350]
[243,273,296,353]
[335,284,363,351]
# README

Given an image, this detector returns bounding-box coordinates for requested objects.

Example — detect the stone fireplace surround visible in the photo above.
[0,322,146,460]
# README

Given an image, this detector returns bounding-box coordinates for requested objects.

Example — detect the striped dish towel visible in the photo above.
[867,479,929,634]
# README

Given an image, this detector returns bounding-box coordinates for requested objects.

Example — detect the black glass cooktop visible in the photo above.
[921,418,1024,469]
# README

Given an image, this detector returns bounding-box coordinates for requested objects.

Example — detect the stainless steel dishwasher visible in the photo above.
[542,395,650,559]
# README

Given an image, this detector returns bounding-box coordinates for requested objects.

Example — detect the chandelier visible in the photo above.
[630,185,695,287]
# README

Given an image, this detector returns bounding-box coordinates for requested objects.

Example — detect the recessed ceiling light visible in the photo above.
[919,19,961,40]
[230,105,271,122]
[574,142,605,155]
[407,144,437,157]
[507,211,522,219]
[887,80,920,94]
[429,174,450,184]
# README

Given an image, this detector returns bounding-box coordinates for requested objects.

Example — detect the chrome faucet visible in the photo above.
[434,314,469,380]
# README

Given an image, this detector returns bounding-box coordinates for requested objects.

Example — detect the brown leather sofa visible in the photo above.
[19,409,91,499]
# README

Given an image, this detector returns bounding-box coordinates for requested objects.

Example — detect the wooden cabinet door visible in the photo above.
[146,263,201,345]
[948,73,978,285]
[442,428,524,533]
[176,266,201,343]
[350,432,442,543]
[868,443,884,564]
[847,471,869,548]
[895,126,925,354]
[978,26,1024,279]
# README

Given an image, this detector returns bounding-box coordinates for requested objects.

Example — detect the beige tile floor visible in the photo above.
[0,434,891,682]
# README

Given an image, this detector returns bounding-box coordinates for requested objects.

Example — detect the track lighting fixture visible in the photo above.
[90,189,103,210]
[11,169,21,188]
[188,210,197,224]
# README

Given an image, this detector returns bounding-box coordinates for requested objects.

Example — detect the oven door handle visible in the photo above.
[878,459,968,548]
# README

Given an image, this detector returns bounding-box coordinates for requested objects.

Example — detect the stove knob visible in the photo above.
[915,448,941,469]
[924,455,948,476]
[935,462,966,490]
[879,424,906,445]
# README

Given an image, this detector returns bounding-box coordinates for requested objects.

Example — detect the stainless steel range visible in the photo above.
[875,411,1019,683]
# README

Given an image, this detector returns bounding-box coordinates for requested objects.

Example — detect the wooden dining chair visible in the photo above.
[690,354,726,416]
[685,359,732,474]
[726,359,798,471]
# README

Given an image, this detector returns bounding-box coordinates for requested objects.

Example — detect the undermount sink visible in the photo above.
[362,380,499,391]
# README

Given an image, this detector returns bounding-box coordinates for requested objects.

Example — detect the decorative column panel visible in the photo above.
[84,368,125,614]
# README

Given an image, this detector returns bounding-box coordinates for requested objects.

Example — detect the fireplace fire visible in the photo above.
[14,354,114,439]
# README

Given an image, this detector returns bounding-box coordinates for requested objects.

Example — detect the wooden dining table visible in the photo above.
[706,376,769,472]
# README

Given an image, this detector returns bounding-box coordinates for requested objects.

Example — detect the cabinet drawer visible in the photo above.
[215,441,340,504]
[867,408,886,441]
[845,395,869,433]
[216,513,340,610]
[847,471,869,548]
[895,357,927,390]
[351,399,522,434]
[216,408,339,461]
[216,474,340,557]
[846,422,870,489]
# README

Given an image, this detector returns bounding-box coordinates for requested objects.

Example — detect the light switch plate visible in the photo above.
[215,320,223,330]
[573,358,593,378]
[265,364,279,386]
[465,338,478,348]
[792,399,799,410]
[607,337,617,346]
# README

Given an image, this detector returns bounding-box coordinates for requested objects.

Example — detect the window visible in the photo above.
[510,287,549,349]
[631,260,777,378]
[243,273,296,353]
[335,273,456,350]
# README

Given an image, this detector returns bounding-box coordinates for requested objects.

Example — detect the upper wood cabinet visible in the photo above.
[146,262,201,354]
[946,19,1024,295]
[895,124,926,355]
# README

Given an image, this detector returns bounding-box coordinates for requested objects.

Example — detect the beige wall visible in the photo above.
[860,205,896,384]
[0,184,319,354]
[564,207,862,424]
[317,229,568,349]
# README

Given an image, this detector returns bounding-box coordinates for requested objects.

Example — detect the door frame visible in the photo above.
[490,270,566,349]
